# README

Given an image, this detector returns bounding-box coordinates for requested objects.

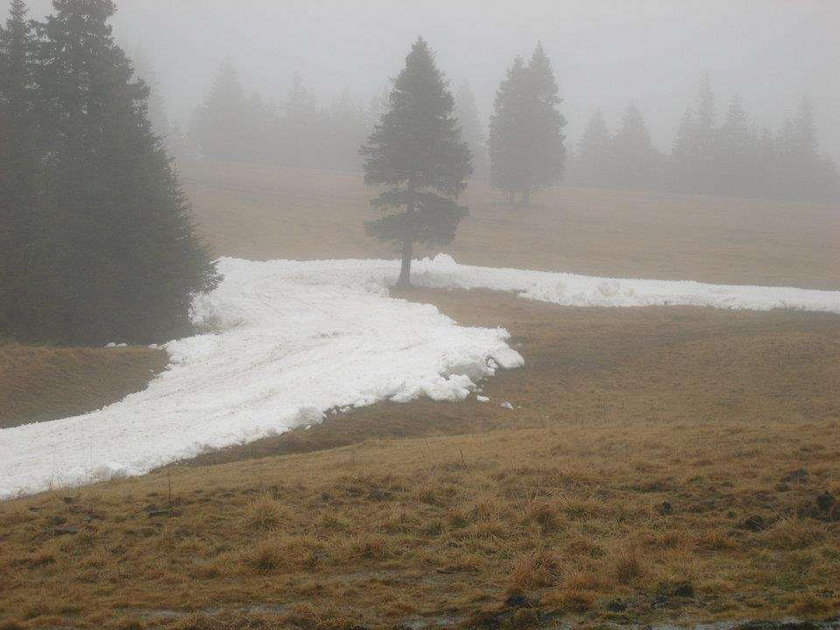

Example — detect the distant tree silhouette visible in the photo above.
[361,37,472,287]
[775,98,839,201]
[573,109,612,187]
[666,73,838,201]
[715,94,755,196]
[190,59,252,161]
[455,80,487,178]
[671,72,717,193]
[610,103,659,189]
[489,43,565,207]
[489,55,529,204]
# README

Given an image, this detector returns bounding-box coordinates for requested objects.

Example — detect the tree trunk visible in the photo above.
[397,237,413,288]
[397,181,417,288]
[523,187,530,208]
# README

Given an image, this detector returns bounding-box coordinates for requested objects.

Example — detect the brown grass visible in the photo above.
[1,164,839,627]
[1,290,838,628]
[180,160,840,289]
[0,342,168,428]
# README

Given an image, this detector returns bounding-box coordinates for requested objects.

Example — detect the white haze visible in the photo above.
[20,0,840,157]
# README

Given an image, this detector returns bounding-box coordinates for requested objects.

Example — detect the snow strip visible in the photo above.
[411,254,840,314]
[0,258,522,499]
[2,255,838,499]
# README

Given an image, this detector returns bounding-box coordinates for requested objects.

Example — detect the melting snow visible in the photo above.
[2,255,838,499]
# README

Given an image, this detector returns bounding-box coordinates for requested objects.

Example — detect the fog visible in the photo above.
[21,0,840,156]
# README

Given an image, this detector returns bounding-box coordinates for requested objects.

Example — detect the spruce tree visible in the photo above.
[0,0,41,337]
[489,43,566,207]
[520,42,566,205]
[778,98,839,201]
[611,103,658,189]
[489,55,529,204]
[132,45,168,140]
[671,72,718,193]
[284,73,319,168]
[36,0,218,344]
[574,109,612,186]
[361,37,472,288]
[190,59,251,161]
[717,95,756,196]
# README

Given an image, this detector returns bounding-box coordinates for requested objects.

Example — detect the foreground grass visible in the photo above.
[1,290,838,629]
[0,343,168,429]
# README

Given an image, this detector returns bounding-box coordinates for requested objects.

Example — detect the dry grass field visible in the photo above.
[1,163,839,629]
[180,160,840,290]
[0,343,168,429]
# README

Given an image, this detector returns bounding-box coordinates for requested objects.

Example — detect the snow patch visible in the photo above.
[3,255,838,500]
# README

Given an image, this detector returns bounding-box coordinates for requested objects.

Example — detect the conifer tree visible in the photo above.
[573,109,612,186]
[455,80,487,178]
[671,72,717,193]
[35,0,218,343]
[132,45,168,140]
[284,73,319,168]
[611,103,659,188]
[489,43,566,207]
[489,55,529,204]
[716,95,755,195]
[0,0,41,337]
[190,59,251,161]
[777,98,839,200]
[520,42,566,205]
[361,37,472,288]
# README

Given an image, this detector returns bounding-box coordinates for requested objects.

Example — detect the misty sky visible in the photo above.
[18,0,840,158]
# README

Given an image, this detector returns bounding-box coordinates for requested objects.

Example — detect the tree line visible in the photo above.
[185,59,488,176]
[0,0,217,345]
[568,74,839,202]
[187,59,838,204]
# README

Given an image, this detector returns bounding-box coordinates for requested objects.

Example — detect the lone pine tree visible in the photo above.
[489,43,566,207]
[361,37,472,288]
[31,0,218,344]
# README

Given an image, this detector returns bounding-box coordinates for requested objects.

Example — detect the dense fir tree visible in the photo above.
[0,0,42,337]
[34,0,217,343]
[455,80,487,178]
[573,109,612,187]
[190,59,252,161]
[610,103,659,188]
[489,43,566,206]
[520,42,566,205]
[361,37,472,287]
[132,45,168,140]
[488,55,529,204]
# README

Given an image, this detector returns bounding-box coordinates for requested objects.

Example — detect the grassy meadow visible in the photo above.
[0,163,838,629]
